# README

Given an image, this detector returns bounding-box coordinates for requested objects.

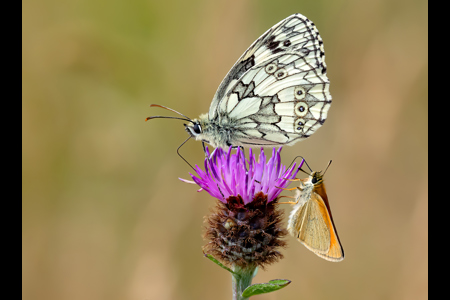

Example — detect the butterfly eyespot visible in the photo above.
[274,69,287,79]
[300,48,310,55]
[294,102,309,117]
[294,118,306,132]
[283,40,291,47]
[294,87,306,100]
[265,63,277,74]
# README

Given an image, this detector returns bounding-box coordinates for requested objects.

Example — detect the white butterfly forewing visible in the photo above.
[199,13,331,148]
[209,14,329,120]
[148,13,332,150]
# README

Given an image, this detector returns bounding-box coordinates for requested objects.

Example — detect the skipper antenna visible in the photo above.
[322,160,332,176]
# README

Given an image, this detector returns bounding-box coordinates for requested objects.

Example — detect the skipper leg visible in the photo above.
[277,195,298,205]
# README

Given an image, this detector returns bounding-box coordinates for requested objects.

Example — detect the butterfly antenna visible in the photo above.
[202,141,207,156]
[322,160,332,176]
[287,155,313,172]
[177,136,196,171]
[146,104,193,123]
[298,168,311,176]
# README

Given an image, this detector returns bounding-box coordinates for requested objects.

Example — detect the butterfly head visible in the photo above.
[310,160,332,185]
[310,171,324,185]
[184,113,214,145]
[185,120,202,138]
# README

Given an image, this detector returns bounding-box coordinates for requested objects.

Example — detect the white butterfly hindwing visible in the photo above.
[200,13,331,148]
[213,53,331,146]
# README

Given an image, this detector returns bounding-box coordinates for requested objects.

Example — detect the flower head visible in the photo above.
[185,147,301,203]
[181,147,303,268]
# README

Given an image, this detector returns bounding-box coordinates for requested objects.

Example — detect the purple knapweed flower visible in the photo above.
[181,147,303,268]
[181,147,302,204]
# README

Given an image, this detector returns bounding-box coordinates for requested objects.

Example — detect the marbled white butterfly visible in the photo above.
[147,13,331,149]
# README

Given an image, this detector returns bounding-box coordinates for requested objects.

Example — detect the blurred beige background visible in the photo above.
[22,0,428,299]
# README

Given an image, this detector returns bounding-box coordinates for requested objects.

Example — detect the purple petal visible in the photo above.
[181,146,302,203]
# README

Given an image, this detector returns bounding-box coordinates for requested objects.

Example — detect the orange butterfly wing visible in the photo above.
[292,185,344,262]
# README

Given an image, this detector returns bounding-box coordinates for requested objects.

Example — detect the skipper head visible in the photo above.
[310,171,324,185]
[310,160,332,185]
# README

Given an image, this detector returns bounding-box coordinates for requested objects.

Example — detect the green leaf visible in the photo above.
[203,254,237,275]
[264,279,291,286]
[241,279,291,298]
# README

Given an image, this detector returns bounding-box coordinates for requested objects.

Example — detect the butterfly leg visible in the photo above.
[297,183,305,191]
[276,186,298,191]
[277,195,298,205]
[177,136,195,171]
[202,141,208,156]
[230,145,245,156]
[281,178,301,182]
[276,178,302,191]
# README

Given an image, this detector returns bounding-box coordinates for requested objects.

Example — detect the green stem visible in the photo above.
[231,264,257,300]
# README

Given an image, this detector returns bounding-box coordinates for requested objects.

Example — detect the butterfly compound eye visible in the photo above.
[193,123,202,134]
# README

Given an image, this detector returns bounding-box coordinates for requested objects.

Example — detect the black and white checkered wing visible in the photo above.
[208,14,331,146]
